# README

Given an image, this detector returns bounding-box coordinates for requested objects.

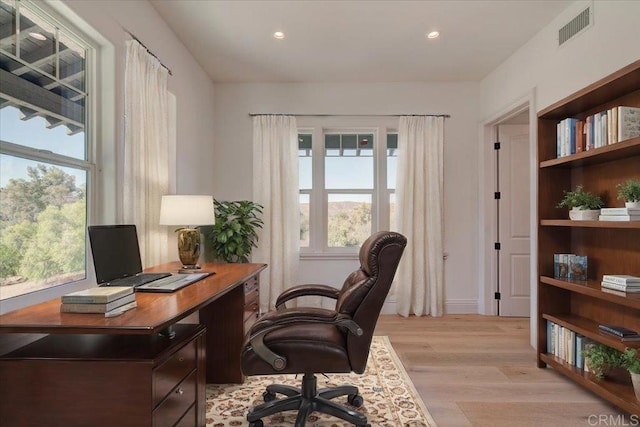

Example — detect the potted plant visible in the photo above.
[622,348,640,400]
[207,200,264,263]
[617,179,640,209]
[582,343,623,380]
[556,185,604,220]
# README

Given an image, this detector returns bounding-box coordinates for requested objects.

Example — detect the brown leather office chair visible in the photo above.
[241,231,407,427]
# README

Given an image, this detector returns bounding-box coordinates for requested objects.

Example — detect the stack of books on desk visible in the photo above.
[601,274,640,293]
[599,207,640,221]
[61,286,137,316]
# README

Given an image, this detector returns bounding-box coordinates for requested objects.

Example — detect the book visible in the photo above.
[61,293,136,313]
[554,253,574,279]
[618,106,640,142]
[601,287,631,297]
[568,255,588,281]
[104,300,138,318]
[598,215,640,221]
[600,207,640,216]
[61,286,133,304]
[601,281,640,292]
[598,324,640,338]
[602,275,640,285]
[575,335,584,370]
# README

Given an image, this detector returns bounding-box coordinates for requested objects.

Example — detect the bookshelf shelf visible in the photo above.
[540,353,640,415]
[540,219,640,228]
[537,59,640,415]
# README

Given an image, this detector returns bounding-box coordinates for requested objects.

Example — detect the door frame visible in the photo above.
[478,90,538,346]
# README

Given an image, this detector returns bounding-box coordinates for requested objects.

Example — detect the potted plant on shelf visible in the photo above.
[583,343,623,380]
[207,200,264,263]
[617,179,640,209]
[622,348,640,400]
[556,185,604,221]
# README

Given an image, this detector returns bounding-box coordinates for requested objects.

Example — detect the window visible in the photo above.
[298,118,397,254]
[0,0,94,300]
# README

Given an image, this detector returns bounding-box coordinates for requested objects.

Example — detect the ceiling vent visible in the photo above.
[558,5,592,46]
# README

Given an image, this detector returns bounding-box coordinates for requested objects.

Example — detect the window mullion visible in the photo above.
[312,126,324,252]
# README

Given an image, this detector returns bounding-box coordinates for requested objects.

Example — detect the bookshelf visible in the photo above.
[537,60,640,415]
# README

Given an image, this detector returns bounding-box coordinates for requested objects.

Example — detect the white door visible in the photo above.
[498,124,530,317]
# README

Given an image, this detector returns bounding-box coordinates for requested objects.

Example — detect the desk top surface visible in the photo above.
[0,262,266,335]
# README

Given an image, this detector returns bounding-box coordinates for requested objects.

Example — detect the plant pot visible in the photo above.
[569,208,600,221]
[626,201,640,209]
[631,372,640,400]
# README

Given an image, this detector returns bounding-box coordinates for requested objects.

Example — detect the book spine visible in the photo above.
[598,324,625,337]
[575,335,583,370]
[602,275,640,285]
[600,208,640,215]
[598,215,640,221]
[618,106,640,142]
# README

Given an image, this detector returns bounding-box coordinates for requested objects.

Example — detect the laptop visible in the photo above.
[88,224,172,288]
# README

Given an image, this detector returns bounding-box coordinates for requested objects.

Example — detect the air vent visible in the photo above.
[559,6,592,46]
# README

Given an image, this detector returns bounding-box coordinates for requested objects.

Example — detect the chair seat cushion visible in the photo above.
[241,323,351,375]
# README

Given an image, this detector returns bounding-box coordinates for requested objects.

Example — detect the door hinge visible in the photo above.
[494,292,501,300]
[494,142,501,150]
[494,242,501,250]
[494,192,501,200]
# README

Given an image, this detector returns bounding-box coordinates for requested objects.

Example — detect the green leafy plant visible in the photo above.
[556,185,604,210]
[622,348,640,374]
[207,200,264,263]
[617,179,640,203]
[582,343,623,379]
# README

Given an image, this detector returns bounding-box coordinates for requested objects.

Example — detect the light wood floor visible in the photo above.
[375,314,627,427]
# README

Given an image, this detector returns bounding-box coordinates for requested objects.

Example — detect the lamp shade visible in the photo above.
[159,195,215,226]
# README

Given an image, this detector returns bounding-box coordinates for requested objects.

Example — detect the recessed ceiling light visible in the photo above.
[273,31,285,40]
[29,32,47,41]
[427,31,440,39]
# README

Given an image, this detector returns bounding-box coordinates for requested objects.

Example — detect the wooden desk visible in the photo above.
[0,262,266,426]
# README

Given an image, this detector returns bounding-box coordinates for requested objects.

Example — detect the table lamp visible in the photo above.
[159,195,215,271]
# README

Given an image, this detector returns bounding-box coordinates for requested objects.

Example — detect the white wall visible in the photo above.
[479,0,640,343]
[212,82,480,313]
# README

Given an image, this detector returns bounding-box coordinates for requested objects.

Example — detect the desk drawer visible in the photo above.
[154,339,197,406]
[154,370,196,427]
[174,404,196,427]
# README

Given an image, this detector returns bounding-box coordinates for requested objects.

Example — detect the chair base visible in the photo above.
[247,373,369,427]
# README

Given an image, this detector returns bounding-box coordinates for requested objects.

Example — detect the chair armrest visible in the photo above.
[276,284,341,310]
[248,310,362,371]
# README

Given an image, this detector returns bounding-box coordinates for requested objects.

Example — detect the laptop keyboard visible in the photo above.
[104,273,171,288]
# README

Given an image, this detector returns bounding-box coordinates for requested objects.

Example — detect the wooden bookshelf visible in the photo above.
[537,59,640,415]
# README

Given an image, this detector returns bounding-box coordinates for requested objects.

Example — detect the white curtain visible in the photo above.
[124,40,169,267]
[395,116,445,317]
[252,115,300,312]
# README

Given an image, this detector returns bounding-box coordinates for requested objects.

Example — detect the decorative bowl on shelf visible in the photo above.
[569,208,600,221]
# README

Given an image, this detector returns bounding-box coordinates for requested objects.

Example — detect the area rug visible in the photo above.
[206,336,437,426]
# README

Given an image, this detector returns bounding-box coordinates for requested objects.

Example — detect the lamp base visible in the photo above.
[178,266,201,274]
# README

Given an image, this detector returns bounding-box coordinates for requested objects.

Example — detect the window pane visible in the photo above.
[387,133,397,189]
[0,0,16,56]
[19,8,57,75]
[0,155,87,300]
[298,134,312,190]
[327,193,372,247]
[325,133,374,189]
[389,193,397,231]
[299,193,309,247]
[0,106,86,159]
[58,31,86,92]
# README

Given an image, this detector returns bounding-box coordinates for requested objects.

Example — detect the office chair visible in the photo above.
[241,231,407,427]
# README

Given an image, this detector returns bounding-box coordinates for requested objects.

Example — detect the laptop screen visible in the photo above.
[88,225,144,284]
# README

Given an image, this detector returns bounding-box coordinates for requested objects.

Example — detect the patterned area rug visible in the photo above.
[206,336,437,426]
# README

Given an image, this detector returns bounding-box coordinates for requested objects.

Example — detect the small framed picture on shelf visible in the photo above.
[554,254,573,279]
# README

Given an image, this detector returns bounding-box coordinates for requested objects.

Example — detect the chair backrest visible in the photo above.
[335,231,407,373]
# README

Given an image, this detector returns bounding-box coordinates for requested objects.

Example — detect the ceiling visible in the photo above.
[151,0,572,84]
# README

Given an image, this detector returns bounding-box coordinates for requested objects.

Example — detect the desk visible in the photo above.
[0,262,266,426]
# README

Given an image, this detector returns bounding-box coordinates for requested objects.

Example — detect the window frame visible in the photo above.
[0,0,100,311]
[297,116,397,258]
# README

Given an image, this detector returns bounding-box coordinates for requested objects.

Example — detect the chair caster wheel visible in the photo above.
[263,390,277,402]
[348,393,364,407]
[249,420,264,427]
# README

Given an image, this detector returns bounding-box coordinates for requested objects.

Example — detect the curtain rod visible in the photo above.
[248,113,450,118]
[123,28,173,76]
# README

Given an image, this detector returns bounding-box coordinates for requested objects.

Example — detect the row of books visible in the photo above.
[556,106,640,158]
[61,286,137,317]
[554,254,587,281]
[598,207,640,222]
[601,274,640,293]
[546,320,590,370]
